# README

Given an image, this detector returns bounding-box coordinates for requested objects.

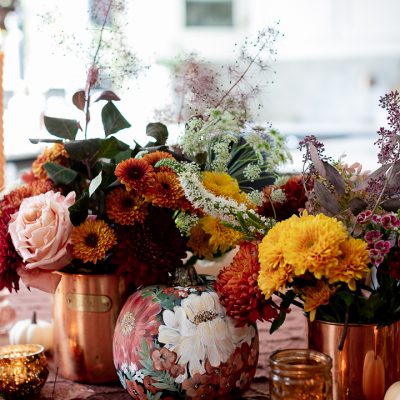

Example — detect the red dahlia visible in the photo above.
[215,241,278,326]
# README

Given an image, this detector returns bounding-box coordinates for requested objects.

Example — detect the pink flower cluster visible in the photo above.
[358,210,400,267]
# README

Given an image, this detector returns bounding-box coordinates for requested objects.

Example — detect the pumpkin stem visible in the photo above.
[173,256,203,287]
[32,311,37,324]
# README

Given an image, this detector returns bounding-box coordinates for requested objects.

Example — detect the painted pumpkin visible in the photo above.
[113,278,259,399]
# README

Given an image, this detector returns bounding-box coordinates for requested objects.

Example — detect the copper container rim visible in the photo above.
[53,271,115,278]
[0,344,45,359]
[311,318,398,328]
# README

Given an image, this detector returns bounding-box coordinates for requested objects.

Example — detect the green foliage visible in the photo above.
[43,162,78,185]
[101,101,131,136]
[44,116,80,140]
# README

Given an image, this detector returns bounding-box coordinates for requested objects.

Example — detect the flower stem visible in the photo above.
[173,256,203,287]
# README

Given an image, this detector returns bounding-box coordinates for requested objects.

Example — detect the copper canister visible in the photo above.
[53,272,126,383]
[308,319,400,400]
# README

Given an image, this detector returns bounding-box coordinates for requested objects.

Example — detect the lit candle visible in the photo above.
[0,344,48,398]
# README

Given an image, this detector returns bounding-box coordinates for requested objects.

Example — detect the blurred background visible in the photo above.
[2,0,400,184]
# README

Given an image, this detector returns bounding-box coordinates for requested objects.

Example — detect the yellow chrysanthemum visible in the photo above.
[284,213,348,278]
[106,187,148,225]
[302,281,336,321]
[72,219,117,264]
[187,223,214,259]
[32,143,69,179]
[202,171,249,205]
[327,237,370,290]
[201,215,244,254]
[258,218,296,298]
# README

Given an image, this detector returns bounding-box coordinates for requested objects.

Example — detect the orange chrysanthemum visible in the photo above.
[115,158,154,194]
[141,151,174,171]
[215,241,278,326]
[71,219,117,264]
[302,281,336,321]
[145,172,184,209]
[106,187,148,225]
[32,143,69,180]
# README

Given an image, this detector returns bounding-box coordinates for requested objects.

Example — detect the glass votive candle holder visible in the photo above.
[0,344,49,399]
[270,348,333,400]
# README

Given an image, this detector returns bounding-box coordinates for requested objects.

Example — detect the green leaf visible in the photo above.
[101,101,131,136]
[72,90,86,111]
[93,161,117,189]
[68,192,90,226]
[114,149,133,164]
[43,162,78,185]
[89,171,102,197]
[43,115,80,140]
[146,122,168,146]
[96,136,130,159]
[29,138,63,144]
[64,139,103,161]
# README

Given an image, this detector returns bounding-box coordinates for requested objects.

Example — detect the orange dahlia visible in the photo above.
[0,180,54,217]
[145,171,184,209]
[215,241,278,326]
[115,158,154,194]
[32,143,69,180]
[71,219,117,264]
[141,151,174,171]
[106,187,148,225]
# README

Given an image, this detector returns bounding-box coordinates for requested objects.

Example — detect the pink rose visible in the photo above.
[8,191,76,270]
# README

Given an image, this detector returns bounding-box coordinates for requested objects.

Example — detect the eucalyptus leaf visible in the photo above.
[43,115,79,140]
[101,101,131,136]
[381,198,400,212]
[314,180,341,215]
[89,171,102,197]
[308,143,326,177]
[349,197,368,215]
[43,162,78,185]
[324,162,346,195]
[146,122,168,146]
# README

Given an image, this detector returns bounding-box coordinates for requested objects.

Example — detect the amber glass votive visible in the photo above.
[0,344,49,399]
[270,348,333,400]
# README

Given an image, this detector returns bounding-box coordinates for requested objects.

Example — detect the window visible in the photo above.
[185,0,233,27]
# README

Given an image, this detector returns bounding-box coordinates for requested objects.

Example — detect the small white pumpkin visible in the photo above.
[9,312,53,351]
[384,381,400,400]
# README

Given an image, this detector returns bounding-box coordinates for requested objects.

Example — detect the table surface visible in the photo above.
[1,286,307,399]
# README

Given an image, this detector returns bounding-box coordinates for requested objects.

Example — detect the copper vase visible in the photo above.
[308,319,400,400]
[53,272,126,383]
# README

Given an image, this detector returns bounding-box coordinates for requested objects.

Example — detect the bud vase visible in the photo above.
[308,319,400,400]
[53,272,126,383]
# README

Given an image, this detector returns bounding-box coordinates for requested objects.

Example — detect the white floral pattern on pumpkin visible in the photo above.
[158,291,255,383]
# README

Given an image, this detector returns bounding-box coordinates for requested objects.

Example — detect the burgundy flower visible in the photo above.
[0,207,22,292]
[357,210,373,224]
[381,213,400,229]
[374,240,391,254]
[181,373,216,400]
[112,207,188,288]
[364,230,382,244]
[258,175,309,221]
[369,249,384,266]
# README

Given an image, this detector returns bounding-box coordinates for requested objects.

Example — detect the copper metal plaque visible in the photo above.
[66,293,112,313]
